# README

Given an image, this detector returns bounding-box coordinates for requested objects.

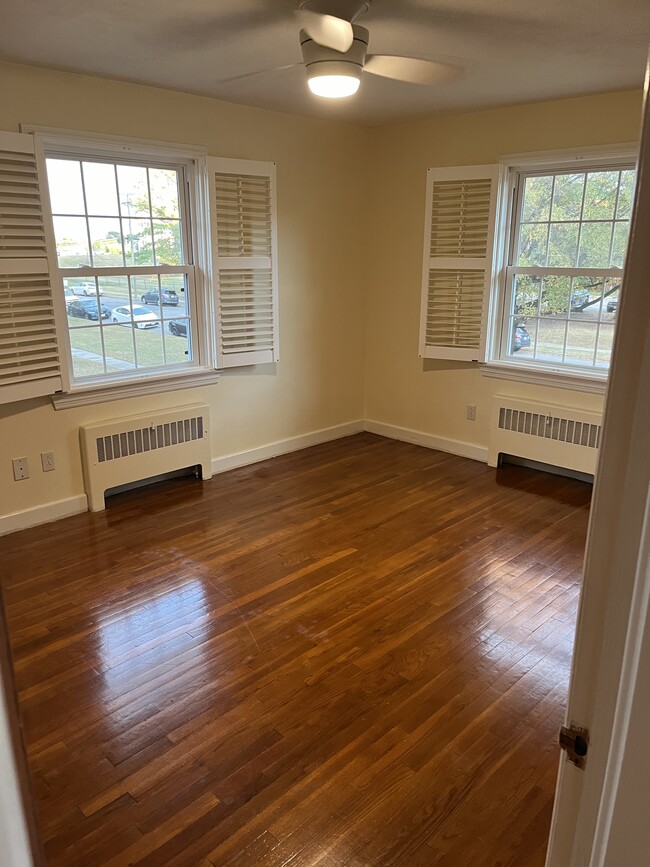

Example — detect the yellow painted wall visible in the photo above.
[0,61,369,521]
[364,90,643,448]
[0,59,643,527]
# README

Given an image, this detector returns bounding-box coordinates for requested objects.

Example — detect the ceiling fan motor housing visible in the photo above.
[300,24,369,79]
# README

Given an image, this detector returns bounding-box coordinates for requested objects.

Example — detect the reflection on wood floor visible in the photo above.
[1,433,591,866]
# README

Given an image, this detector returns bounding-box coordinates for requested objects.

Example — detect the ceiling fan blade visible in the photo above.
[365,55,463,85]
[295,9,354,52]
[219,64,300,85]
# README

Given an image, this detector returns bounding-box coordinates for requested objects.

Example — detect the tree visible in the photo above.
[515,169,632,317]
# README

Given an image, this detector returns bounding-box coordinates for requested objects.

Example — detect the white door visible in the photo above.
[545,59,650,867]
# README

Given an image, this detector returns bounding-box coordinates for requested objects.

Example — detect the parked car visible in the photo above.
[140,288,179,306]
[570,288,590,310]
[111,305,158,329]
[607,298,619,313]
[64,287,76,304]
[67,298,110,320]
[72,281,103,296]
[512,324,531,352]
[168,319,187,337]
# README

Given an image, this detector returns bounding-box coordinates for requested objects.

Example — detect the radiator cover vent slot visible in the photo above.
[497,407,601,449]
[96,416,204,463]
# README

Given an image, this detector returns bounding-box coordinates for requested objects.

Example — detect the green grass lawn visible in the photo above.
[68,317,190,378]
[513,313,614,366]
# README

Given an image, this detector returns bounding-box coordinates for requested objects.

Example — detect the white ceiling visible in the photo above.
[1,0,649,125]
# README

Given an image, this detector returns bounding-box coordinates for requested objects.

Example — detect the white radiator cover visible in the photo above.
[80,403,212,512]
[488,396,603,475]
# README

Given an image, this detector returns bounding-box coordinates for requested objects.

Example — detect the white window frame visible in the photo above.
[22,126,220,406]
[482,143,639,394]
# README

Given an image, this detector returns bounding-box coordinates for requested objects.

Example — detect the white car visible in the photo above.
[111,305,158,329]
[73,281,103,296]
[64,287,76,304]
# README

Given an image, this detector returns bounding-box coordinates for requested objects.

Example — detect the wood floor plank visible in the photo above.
[0,433,591,866]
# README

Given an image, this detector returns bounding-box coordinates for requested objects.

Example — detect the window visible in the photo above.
[45,151,201,386]
[0,126,280,405]
[418,150,637,389]
[499,165,635,373]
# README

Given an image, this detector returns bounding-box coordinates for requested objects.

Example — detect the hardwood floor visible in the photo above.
[1,433,592,866]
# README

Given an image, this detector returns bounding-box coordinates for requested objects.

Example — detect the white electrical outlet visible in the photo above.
[467,405,477,421]
[12,457,29,480]
[41,451,55,472]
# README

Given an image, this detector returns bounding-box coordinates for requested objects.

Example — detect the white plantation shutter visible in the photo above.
[0,131,62,403]
[419,164,500,362]
[207,157,279,368]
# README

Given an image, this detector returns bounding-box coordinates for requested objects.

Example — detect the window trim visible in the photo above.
[24,127,215,399]
[50,369,220,409]
[482,143,638,387]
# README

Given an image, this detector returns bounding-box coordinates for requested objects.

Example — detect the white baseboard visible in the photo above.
[0,494,88,537]
[0,419,486,536]
[364,419,488,463]
[212,420,365,474]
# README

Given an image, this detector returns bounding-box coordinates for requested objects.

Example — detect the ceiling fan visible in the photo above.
[222,0,463,99]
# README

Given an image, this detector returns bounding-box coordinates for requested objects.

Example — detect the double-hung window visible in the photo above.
[0,126,280,406]
[46,148,201,386]
[500,163,635,372]
[419,149,638,389]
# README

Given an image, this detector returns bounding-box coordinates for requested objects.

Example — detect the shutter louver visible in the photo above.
[0,132,62,403]
[419,165,500,362]
[208,157,278,368]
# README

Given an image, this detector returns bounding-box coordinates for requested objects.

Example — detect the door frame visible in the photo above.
[0,590,44,866]
[545,57,650,866]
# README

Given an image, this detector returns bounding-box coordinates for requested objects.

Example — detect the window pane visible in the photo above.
[164,318,191,363]
[88,217,124,267]
[134,326,164,368]
[535,319,566,363]
[102,324,136,372]
[117,165,150,217]
[153,220,182,265]
[82,162,119,216]
[578,222,612,268]
[46,159,85,215]
[131,275,158,304]
[574,278,604,317]
[123,218,154,265]
[550,173,584,221]
[541,276,570,316]
[521,175,553,222]
[509,316,536,359]
[53,215,90,266]
[610,221,630,268]
[603,283,621,318]
[517,222,548,266]
[596,324,615,367]
[149,168,180,218]
[513,275,540,316]
[616,170,635,219]
[97,275,130,305]
[582,171,619,220]
[569,277,598,314]
[69,326,105,378]
[565,321,598,366]
[547,222,579,267]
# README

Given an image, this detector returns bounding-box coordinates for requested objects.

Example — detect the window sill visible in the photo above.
[51,370,220,410]
[480,361,608,395]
